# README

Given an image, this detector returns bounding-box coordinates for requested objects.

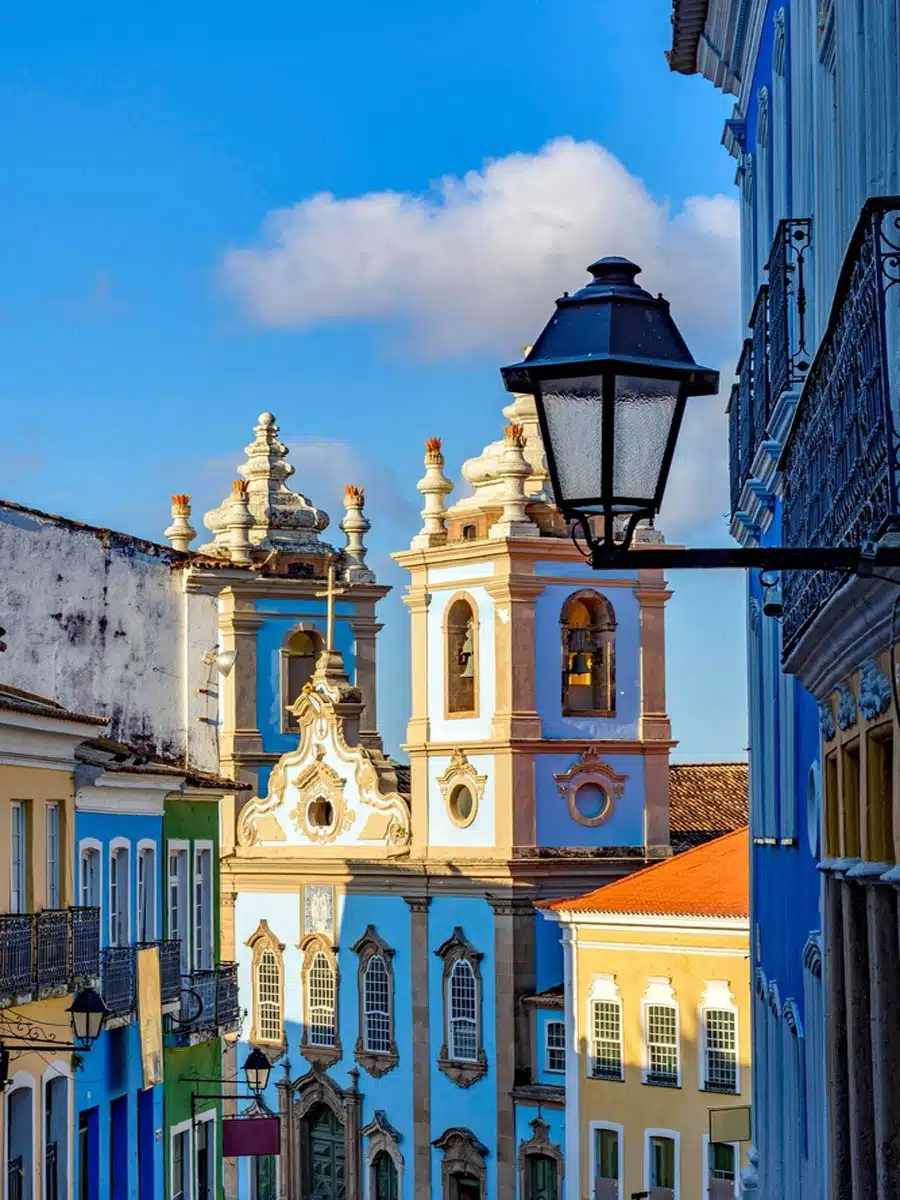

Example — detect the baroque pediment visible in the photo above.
[237,677,410,853]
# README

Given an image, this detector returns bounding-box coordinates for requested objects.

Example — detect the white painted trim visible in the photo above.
[587,1120,623,1200]
[585,977,623,1083]
[703,1133,741,1200]
[550,912,749,933]
[192,840,215,972]
[40,1060,73,1200]
[169,1117,194,1200]
[4,1072,37,1200]
[193,1108,217,1200]
[137,840,158,941]
[77,838,102,912]
[76,784,169,816]
[45,802,61,910]
[543,1017,566,1076]
[697,982,741,1096]
[644,1127,680,1199]
[108,838,131,947]
[641,981,680,1088]
[167,841,190,973]
[562,926,580,1200]
[0,709,106,739]
[577,941,748,958]
[9,802,26,915]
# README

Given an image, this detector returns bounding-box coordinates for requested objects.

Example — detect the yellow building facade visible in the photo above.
[0,687,106,1200]
[542,828,751,1200]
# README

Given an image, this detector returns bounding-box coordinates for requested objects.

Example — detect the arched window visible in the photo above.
[372,1150,399,1200]
[352,925,398,1075]
[449,960,478,1062]
[282,628,323,729]
[445,596,477,717]
[246,921,285,1048]
[364,956,391,1053]
[308,952,336,1046]
[560,591,616,716]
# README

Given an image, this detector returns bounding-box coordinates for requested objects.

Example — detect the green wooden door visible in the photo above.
[308,1105,345,1200]
[373,1151,398,1200]
[528,1155,558,1200]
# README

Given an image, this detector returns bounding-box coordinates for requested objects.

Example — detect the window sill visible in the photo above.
[562,710,616,719]
[437,1051,488,1089]
[702,1085,739,1095]
[301,1041,341,1071]
[354,1040,399,1078]
[588,1072,624,1083]
[643,1078,680,1089]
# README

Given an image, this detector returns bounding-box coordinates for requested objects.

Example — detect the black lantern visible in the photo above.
[242,1047,271,1094]
[501,257,719,555]
[68,986,109,1049]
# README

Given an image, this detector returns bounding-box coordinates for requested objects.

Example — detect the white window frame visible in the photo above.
[588,1120,623,1200]
[544,1018,566,1075]
[10,801,27,915]
[45,803,60,910]
[193,1109,216,1200]
[167,841,190,973]
[41,1060,72,1200]
[193,841,214,972]
[586,974,623,1081]
[447,957,479,1063]
[644,1128,680,1199]
[78,838,102,913]
[136,840,157,942]
[362,954,391,1055]
[5,1072,37,1200]
[108,838,131,948]
[641,979,680,1087]
[698,982,740,1095]
[703,1133,741,1199]
[169,1117,193,1200]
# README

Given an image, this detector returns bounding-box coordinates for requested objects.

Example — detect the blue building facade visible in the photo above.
[669,0,900,1193]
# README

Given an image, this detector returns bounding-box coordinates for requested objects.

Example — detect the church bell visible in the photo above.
[569,650,591,677]
[459,624,475,677]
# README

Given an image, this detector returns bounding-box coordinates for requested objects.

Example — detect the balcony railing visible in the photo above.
[175,962,240,1039]
[101,945,137,1016]
[732,339,753,508]
[728,384,742,517]
[767,217,812,404]
[0,907,100,1004]
[782,197,900,654]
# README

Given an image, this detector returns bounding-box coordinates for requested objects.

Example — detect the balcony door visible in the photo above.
[44,1076,67,1200]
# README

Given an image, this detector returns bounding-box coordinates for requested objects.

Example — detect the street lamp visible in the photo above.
[501,257,900,575]
[501,257,719,556]
[68,986,110,1049]
[242,1047,271,1094]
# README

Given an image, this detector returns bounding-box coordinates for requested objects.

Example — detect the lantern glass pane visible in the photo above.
[612,375,680,504]
[540,375,606,505]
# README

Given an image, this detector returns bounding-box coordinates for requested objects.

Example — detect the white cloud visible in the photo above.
[221,137,739,360]
[659,369,733,544]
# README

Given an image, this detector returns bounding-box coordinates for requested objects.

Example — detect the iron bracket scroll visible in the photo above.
[588,544,900,572]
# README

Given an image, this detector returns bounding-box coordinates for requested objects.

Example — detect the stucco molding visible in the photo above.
[518,1116,564,1200]
[287,758,354,844]
[858,658,892,720]
[351,926,399,1078]
[434,928,488,1088]
[437,749,487,830]
[835,683,857,731]
[432,1127,488,1197]
[298,933,341,1070]
[819,700,836,742]
[245,919,286,1049]
[553,747,627,828]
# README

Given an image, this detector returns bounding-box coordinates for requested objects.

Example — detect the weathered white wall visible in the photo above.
[0,503,218,770]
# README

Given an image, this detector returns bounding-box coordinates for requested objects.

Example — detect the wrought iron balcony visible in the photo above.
[0,907,100,1004]
[157,939,182,1004]
[782,197,900,654]
[767,217,812,404]
[101,945,136,1016]
[174,962,241,1041]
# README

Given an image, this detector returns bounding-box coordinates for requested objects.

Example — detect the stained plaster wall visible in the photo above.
[0,505,218,769]
[254,597,358,755]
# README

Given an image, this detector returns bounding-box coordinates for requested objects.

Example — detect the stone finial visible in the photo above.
[489,424,538,540]
[410,437,453,549]
[225,479,253,566]
[165,494,196,552]
[341,486,375,582]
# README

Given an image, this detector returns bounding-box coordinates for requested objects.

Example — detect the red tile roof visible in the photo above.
[669,761,748,852]
[541,827,749,919]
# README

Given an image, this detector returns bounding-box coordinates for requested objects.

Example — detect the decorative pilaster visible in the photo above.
[489,897,518,1195]
[405,896,432,1199]
[277,1059,293,1200]
[489,425,537,539]
[165,494,196,551]
[410,438,452,548]
[345,1069,363,1200]
[341,486,375,582]
[825,875,851,1199]
[867,886,900,1196]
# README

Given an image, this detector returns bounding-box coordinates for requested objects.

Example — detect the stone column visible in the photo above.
[277,1060,293,1200]
[490,898,518,1197]
[405,897,432,1199]
[842,880,876,1197]
[486,575,543,743]
[345,1069,362,1200]
[636,574,672,850]
[217,590,264,784]
[868,885,900,1197]
[825,873,852,1199]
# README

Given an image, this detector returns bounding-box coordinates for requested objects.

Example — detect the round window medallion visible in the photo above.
[308,797,335,830]
[448,783,477,828]
[572,781,611,826]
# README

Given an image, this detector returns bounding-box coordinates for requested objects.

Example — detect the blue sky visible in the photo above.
[0,0,746,762]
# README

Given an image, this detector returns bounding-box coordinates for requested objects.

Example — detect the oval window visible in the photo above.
[449,784,477,827]
[573,782,610,824]
[308,797,335,830]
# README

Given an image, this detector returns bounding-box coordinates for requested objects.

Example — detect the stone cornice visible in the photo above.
[403,738,677,756]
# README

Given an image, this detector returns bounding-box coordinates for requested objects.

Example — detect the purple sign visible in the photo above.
[222,1117,281,1157]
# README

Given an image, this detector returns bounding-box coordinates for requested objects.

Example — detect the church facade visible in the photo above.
[208,396,682,1200]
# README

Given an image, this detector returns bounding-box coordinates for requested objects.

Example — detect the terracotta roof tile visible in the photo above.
[541,827,749,918]
[0,684,108,727]
[669,761,748,852]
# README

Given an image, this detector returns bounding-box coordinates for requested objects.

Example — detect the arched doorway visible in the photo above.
[372,1149,398,1200]
[526,1154,558,1200]
[303,1103,345,1199]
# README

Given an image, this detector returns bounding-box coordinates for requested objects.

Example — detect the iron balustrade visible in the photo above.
[734,339,753,508]
[45,1143,58,1200]
[728,383,742,516]
[0,907,99,1003]
[750,283,771,436]
[177,962,240,1037]
[157,939,182,1004]
[101,945,137,1016]
[782,197,900,655]
[767,218,812,404]
[7,1156,22,1200]
[36,910,69,992]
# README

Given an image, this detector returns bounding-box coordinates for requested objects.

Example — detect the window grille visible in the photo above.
[257,949,282,1042]
[448,959,478,1062]
[646,1004,679,1084]
[363,954,391,1053]
[591,1000,623,1079]
[705,1009,738,1092]
[308,951,336,1046]
[545,1020,566,1073]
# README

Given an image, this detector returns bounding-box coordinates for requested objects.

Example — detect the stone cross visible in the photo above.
[315,561,347,652]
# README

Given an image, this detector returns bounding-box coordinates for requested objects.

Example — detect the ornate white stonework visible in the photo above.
[200,412,331,559]
[236,650,411,851]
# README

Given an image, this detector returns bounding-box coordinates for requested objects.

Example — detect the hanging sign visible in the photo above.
[222,1116,281,1157]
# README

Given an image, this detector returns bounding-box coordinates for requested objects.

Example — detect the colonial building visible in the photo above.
[668,0,900,1194]
[540,827,751,1200]
[207,392,749,1200]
